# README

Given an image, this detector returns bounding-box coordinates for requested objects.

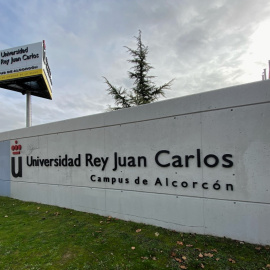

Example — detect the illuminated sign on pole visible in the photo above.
[0,41,52,100]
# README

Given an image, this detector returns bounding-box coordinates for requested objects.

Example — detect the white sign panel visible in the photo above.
[0,42,42,79]
[0,41,52,99]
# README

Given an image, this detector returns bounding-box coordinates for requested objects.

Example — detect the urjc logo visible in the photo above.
[11,140,22,178]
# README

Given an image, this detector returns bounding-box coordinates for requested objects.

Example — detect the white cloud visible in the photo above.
[0,0,270,132]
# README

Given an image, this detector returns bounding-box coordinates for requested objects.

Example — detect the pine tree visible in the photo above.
[104,30,173,110]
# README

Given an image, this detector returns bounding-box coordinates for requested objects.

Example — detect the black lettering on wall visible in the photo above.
[155,150,170,167]
[204,154,219,167]
[222,154,233,168]
[185,155,195,167]
[172,155,183,167]
[11,157,22,178]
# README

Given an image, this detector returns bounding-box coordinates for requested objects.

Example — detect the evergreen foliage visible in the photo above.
[104,31,173,110]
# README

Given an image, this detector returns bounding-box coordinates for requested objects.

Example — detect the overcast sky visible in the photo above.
[0,0,270,132]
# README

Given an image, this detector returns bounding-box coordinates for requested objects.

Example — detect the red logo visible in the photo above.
[11,140,22,155]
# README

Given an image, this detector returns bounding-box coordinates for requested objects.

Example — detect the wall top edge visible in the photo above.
[0,80,270,141]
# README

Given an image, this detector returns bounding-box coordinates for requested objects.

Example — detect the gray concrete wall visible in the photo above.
[0,140,10,196]
[0,80,270,245]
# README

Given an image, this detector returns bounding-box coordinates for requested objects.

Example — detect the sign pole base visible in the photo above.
[26,91,32,127]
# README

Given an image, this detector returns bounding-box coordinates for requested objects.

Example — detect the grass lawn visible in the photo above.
[0,196,269,269]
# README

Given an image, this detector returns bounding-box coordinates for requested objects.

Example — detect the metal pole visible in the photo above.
[263,69,267,81]
[268,60,270,79]
[26,91,32,127]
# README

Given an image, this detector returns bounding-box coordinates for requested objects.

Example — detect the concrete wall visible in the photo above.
[0,80,270,245]
[0,140,10,196]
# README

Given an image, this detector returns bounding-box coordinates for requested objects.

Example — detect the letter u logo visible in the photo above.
[11,157,22,178]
